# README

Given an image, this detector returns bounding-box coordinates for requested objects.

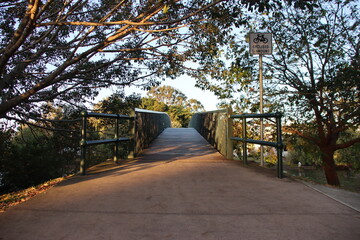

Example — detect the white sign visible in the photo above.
[249,33,272,55]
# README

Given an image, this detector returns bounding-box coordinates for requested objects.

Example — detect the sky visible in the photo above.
[97,75,221,111]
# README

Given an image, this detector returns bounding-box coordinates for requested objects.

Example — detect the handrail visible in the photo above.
[80,111,132,175]
[135,108,169,114]
[230,137,281,148]
[85,138,130,146]
[231,112,284,178]
[79,109,171,175]
[231,113,280,119]
[189,108,233,159]
[133,108,171,156]
[82,111,132,119]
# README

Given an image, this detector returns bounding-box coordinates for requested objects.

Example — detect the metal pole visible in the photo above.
[128,114,136,159]
[226,108,234,160]
[114,118,119,163]
[80,111,87,175]
[276,114,283,178]
[242,117,247,165]
[259,54,264,167]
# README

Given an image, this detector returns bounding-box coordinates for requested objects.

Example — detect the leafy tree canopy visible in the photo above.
[147,85,187,106]
[141,85,204,126]
[0,0,312,125]
[264,0,359,186]
[193,0,359,186]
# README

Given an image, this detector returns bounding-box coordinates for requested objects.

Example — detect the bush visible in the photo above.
[334,130,360,173]
[0,126,78,193]
[265,153,278,167]
[286,136,322,166]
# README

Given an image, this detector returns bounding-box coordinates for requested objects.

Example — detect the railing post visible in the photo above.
[78,111,133,174]
[276,113,283,178]
[114,117,120,163]
[80,111,87,175]
[242,115,248,165]
[128,115,136,159]
[226,108,234,160]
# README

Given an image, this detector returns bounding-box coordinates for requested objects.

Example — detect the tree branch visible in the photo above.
[283,126,319,145]
[335,137,360,150]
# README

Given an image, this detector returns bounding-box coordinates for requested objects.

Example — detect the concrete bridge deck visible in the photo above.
[0,128,359,239]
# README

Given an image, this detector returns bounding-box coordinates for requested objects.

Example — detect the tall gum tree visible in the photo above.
[0,0,312,125]
[189,0,359,186]
[264,0,360,186]
[0,0,221,122]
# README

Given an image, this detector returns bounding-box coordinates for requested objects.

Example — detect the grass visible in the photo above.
[236,156,360,193]
[284,166,360,193]
[0,177,67,212]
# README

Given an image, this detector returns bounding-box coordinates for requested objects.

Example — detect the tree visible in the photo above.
[335,129,360,173]
[91,93,141,134]
[147,85,187,106]
[146,85,205,111]
[186,98,205,113]
[0,104,81,192]
[142,85,204,127]
[140,97,168,112]
[206,0,359,186]
[93,93,142,116]
[0,0,212,121]
[0,0,311,124]
[264,0,360,186]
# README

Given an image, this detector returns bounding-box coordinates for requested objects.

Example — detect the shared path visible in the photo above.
[0,128,359,239]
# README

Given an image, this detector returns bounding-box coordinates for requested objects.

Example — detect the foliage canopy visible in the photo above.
[0,0,313,124]
[193,0,359,186]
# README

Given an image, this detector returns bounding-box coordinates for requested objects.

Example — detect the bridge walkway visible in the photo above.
[0,128,359,239]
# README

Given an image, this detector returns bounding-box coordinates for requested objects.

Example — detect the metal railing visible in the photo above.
[230,112,284,178]
[80,111,133,175]
[134,108,171,156]
[189,109,233,159]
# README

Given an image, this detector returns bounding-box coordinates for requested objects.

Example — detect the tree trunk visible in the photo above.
[322,149,340,186]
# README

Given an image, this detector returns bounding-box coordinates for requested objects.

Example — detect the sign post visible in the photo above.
[249,33,272,167]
